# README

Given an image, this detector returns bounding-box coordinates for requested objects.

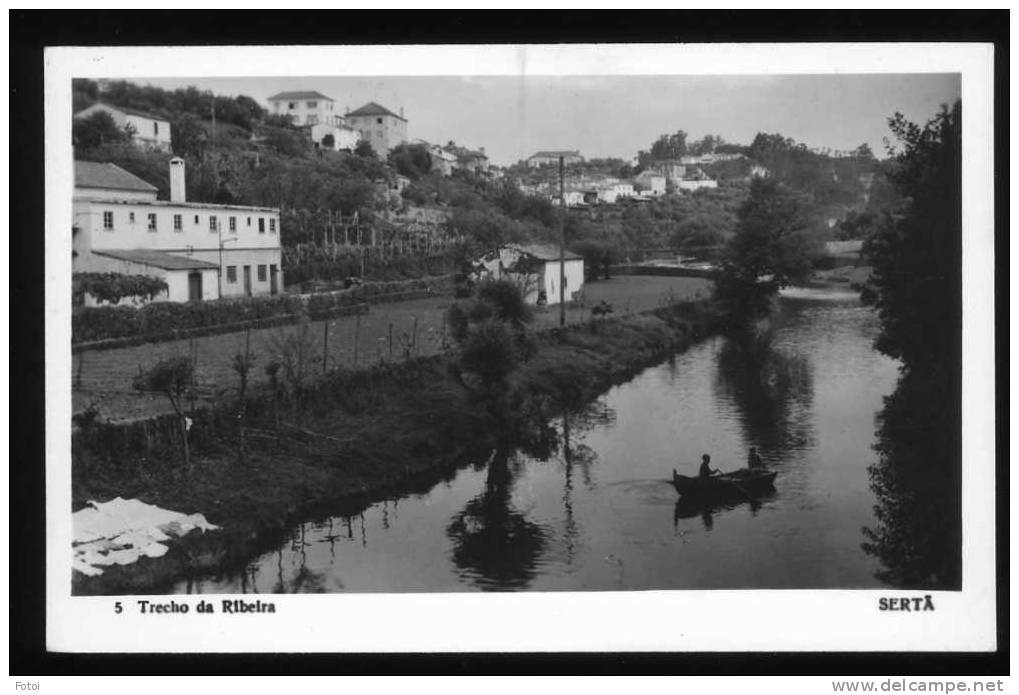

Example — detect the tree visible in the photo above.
[321,133,335,149]
[230,330,256,463]
[670,215,724,250]
[571,239,617,281]
[859,102,962,589]
[853,142,875,160]
[263,113,296,129]
[649,130,688,160]
[389,143,432,179]
[72,112,130,149]
[133,357,194,472]
[716,177,819,316]
[171,114,208,159]
[447,279,535,415]
[354,139,376,159]
[861,101,961,371]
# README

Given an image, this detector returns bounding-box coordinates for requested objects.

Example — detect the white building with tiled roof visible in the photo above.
[344,102,408,155]
[73,158,282,302]
[74,102,173,153]
[266,90,339,127]
[473,243,585,306]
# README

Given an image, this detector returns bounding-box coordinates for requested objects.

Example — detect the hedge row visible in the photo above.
[73,294,305,343]
[72,276,454,345]
[73,303,369,353]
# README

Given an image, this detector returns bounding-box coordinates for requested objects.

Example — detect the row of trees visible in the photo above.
[74,79,266,132]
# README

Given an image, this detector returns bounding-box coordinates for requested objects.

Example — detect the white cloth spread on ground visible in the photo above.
[72,497,218,576]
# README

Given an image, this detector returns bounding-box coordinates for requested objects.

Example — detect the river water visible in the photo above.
[177,287,903,593]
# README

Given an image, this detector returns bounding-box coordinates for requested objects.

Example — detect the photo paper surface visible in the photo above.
[45,42,995,653]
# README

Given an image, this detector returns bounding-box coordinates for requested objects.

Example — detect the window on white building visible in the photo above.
[307,101,317,108]
[129,212,135,223]
[154,122,159,135]
[147,213,157,231]
[257,265,267,282]
[288,102,296,110]
[258,218,265,234]
[227,266,237,283]
[247,217,252,226]
[209,215,218,232]
[307,115,318,125]
[376,117,382,124]
[194,215,199,225]
[229,216,236,232]
[173,214,182,231]
[102,211,114,230]
[269,219,276,233]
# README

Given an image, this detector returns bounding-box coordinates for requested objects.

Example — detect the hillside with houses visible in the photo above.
[72,78,883,306]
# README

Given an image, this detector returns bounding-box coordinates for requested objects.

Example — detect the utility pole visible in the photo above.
[559,155,566,327]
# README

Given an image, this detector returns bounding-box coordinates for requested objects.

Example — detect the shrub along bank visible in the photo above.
[71,299,722,595]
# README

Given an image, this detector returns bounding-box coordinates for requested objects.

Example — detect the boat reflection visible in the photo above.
[673,488,776,531]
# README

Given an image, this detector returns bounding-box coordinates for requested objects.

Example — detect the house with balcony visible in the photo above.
[73,159,283,302]
[73,102,173,153]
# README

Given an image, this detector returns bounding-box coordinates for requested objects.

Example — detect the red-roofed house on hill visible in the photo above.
[344,102,408,155]
[74,103,173,153]
[73,159,282,303]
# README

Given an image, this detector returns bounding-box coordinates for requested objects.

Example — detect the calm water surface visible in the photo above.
[177,287,901,593]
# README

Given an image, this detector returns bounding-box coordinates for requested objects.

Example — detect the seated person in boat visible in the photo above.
[747,447,764,469]
[699,454,720,479]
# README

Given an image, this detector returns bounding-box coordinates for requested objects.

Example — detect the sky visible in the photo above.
[139,74,960,166]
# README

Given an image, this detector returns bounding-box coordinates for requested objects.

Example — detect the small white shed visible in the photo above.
[474,243,585,306]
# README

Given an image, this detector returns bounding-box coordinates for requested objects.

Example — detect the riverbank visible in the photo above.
[73,275,711,422]
[71,299,722,595]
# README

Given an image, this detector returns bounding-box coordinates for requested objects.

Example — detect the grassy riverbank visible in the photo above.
[72,299,722,595]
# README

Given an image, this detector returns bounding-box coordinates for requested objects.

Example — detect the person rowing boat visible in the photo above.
[698,454,720,479]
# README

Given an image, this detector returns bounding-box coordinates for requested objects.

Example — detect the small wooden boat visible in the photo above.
[672,467,777,499]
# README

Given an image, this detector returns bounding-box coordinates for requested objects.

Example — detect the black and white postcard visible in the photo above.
[42,41,996,655]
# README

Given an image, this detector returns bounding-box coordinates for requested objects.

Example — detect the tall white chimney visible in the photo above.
[169,157,186,203]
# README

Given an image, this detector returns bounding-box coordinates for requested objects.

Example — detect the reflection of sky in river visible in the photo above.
[177,292,901,594]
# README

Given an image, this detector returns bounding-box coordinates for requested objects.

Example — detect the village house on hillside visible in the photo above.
[344,102,408,155]
[267,90,359,152]
[473,243,584,306]
[427,144,457,176]
[73,158,282,303]
[267,90,338,127]
[527,150,584,168]
[634,171,667,196]
[74,102,173,153]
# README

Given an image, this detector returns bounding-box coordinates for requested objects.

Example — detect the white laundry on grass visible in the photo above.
[72,497,219,576]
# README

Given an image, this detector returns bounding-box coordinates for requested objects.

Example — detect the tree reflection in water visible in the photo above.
[714,337,815,460]
[447,448,548,590]
[446,399,614,590]
[862,370,961,589]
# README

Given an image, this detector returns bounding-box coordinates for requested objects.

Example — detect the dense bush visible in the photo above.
[74,294,303,343]
[73,272,169,306]
[73,276,453,344]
